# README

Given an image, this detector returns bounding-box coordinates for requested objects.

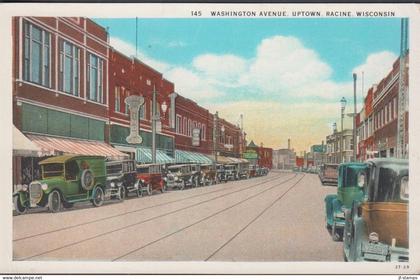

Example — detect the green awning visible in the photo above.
[136,147,175,164]
[175,150,213,164]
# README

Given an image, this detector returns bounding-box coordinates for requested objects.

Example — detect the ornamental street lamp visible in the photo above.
[340,97,347,163]
[151,84,169,164]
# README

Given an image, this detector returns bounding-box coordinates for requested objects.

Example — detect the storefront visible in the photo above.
[175,150,213,164]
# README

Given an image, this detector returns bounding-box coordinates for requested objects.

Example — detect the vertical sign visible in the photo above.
[192,128,201,146]
[125,95,144,144]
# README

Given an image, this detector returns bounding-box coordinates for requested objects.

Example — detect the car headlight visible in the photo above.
[110,182,115,187]
[163,177,167,181]
[41,183,48,190]
[141,179,145,183]
[117,182,123,187]
[174,176,179,180]
[21,185,28,192]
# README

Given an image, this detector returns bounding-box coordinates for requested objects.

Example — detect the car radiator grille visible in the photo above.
[29,183,43,206]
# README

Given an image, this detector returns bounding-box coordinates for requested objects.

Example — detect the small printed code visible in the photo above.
[2,276,42,280]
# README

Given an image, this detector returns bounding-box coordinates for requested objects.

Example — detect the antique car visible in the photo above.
[136,163,166,195]
[260,167,269,176]
[224,164,238,181]
[164,164,200,190]
[106,159,139,199]
[13,155,107,214]
[248,165,257,178]
[199,164,217,186]
[319,163,339,186]
[324,162,367,241]
[237,162,250,179]
[216,164,227,183]
[343,158,409,262]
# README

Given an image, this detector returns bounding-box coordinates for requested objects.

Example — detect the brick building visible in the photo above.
[356,87,375,161]
[372,55,409,158]
[244,141,273,169]
[108,48,176,162]
[12,17,126,186]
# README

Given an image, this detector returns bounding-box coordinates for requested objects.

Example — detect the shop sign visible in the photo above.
[243,150,258,159]
[125,95,144,144]
[192,128,201,146]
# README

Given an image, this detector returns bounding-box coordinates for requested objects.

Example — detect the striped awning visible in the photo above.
[13,126,43,157]
[26,134,128,160]
[209,155,248,164]
[136,147,175,164]
[175,150,213,164]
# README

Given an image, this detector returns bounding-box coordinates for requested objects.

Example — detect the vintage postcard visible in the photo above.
[0,2,419,275]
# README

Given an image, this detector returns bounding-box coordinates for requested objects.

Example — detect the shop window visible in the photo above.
[23,20,51,87]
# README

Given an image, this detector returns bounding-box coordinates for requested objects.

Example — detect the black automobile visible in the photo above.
[106,159,140,199]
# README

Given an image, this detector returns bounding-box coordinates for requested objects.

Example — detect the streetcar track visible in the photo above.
[14,172,285,242]
[205,174,306,261]
[112,174,305,261]
[18,173,298,260]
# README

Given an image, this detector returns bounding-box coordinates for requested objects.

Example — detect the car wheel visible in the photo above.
[92,186,104,207]
[161,182,167,193]
[180,180,185,190]
[48,190,62,213]
[332,222,343,242]
[147,184,152,196]
[13,195,27,215]
[119,186,126,201]
[136,188,143,198]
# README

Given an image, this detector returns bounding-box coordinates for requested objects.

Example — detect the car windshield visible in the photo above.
[373,167,408,202]
[43,163,64,178]
[341,166,367,188]
[107,164,123,176]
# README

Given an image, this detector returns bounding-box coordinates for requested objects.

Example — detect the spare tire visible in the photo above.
[81,169,95,190]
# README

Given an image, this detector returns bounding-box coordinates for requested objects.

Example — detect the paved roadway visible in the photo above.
[13,171,342,262]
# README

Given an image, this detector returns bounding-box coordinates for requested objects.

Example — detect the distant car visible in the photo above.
[319,163,339,186]
[248,165,257,178]
[343,158,409,262]
[164,164,200,190]
[136,163,166,195]
[324,162,367,241]
[13,155,107,214]
[224,164,238,181]
[216,164,227,183]
[106,159,139,199]
[199,164,217,186]
[237,162,250,179]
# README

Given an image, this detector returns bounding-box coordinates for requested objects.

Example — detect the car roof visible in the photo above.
[39,154,105,165]
[366,158,408,169]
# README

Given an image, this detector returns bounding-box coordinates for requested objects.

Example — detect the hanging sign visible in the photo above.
[125,95,144,144]
[192,128,201,146]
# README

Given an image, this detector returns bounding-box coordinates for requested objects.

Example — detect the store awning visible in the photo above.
[175,150,213,164]
[26,134,128,160]
[136,147,175,164]
[13,126,43,157]
[208,155,248,164]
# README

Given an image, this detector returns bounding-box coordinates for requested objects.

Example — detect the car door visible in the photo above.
[65,160,85,200]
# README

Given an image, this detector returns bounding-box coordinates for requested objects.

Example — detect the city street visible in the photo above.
[13,171,342,262]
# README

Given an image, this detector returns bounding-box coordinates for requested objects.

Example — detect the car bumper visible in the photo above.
[361,241,409,262]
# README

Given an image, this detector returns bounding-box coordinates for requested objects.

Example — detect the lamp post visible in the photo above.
[353,73,357,162]
[151,84,168,163]
[340,97,347,163]
[213,111,219,168]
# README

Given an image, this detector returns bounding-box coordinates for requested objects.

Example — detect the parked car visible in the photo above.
[136,163,166,195]
[216,164,227,183]
[248,165,257,178]
[260,167,269,176]
[324,162,367,241]
[237,162,250,179]
[13,155,107,214]
[319,163,339,186]
[343,158,409,262]
[199,164,217,186]
[106,159,139,199]
[224,164,238,181]
[164,164,200,190]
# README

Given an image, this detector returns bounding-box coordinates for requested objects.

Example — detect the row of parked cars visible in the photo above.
[13,154,270,214]
[322,159,409,262]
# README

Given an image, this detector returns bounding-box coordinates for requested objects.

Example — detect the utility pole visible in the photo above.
[152,84,157,163]
[353,73,357,162]
[397,18,408,159]
[213,111,218,168]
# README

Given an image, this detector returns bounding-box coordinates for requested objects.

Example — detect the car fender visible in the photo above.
[14,191,29,206]
[325,194,337,226]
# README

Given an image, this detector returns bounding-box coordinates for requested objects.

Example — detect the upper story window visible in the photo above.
[23,21,51,88]
[124,90,130,114]
[114,86,121,112]
[60,40,80,96]
[176,115,182,134]
[139,104,145,120]
[201,124,206,140]
[146,79,151,86]
[87,53,104,103]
